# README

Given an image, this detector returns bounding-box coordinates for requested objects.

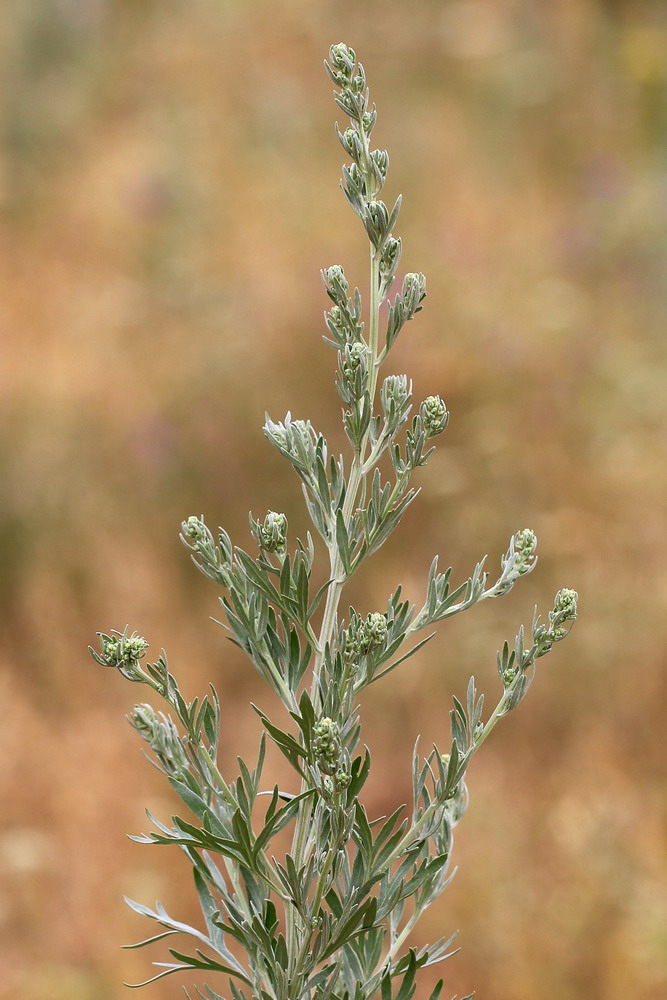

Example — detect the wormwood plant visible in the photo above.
[91,44,578,1000]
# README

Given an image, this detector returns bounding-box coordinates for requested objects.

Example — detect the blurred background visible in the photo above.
[1,1,666,998]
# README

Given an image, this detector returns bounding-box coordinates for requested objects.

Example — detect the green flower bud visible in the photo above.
[514,528,537,574]
[324,265,349,302]
[313,717,342,774]
[359,612,387,654]
[371,149,389,181]
[342,342,368,379]
[338,342,369,405]
[263,414,320,472]
[259,511,288,554]
[381,375,411,430]
[184,515,203,539]
[335,768,351,790]
[329,42,356,83]
[379,236,401,281]
[361,110,377,134]
[554,588,578,620]
[91,629,149,681]
[129,703,159,740]
[340,127,364,162]
[352,71,366,94]
[130,704,188,773]
[346,162,363,190]
[502,663,519,686]
[420,395,449,437]
[364,200,390,247]
[402,272,427,318]
[263,416,289,451]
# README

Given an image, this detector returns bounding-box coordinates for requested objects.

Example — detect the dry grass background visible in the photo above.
[1,1,667,998]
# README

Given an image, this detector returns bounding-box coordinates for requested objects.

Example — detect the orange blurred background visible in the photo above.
[1,1,666,998]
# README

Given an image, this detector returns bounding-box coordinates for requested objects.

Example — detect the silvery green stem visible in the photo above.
[311,248,381,710]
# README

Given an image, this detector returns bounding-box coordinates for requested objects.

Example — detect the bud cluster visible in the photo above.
[514,528,538,575]
[264,414,323,476]
[381,374,412,435]
[385,272,427,351]
[180,516,233,588]
[494,528,539,598]
[322,266,365,351]
[392,407,443,476]
[379,235,402,296]
[337,342,370,406]
[255,511,288,555]
[419,395,449,438]
[129,703,189,774]
[312,717,350,792]
[90,629,149,682]
[343,611,388,662]
[327,43,362,92]
[531,589,579,658]
[401,272,427,320]
[327,42,402,253]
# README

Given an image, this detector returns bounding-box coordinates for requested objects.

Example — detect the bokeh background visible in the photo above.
[2,1,667,998]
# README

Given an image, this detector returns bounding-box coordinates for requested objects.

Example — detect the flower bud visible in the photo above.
[553,588,578,620]
[182,515,213,553]
[340,127,364,162]
[420,395,449,437]
[263,416,288,451]
[502,662,519,686]
[381,374,411,422]
[359,612,387,653]
[324,265,349,303]
[91,629,149,681]
[342,342,368,378]
[379,236,401,282]
[259,511,288,554]
[514,528,537,575]
[329,42,357,84]
[339,342,370,405]
[361,110,377,134]
[129,704,188,773]
[129,703,159,740]
[402,272,427,318]
[371,149,389,181]
[352,71,366,94]
[364,200,390,246]
[335,768,351,790]
[184,516,202,539]
[313,717,341,772]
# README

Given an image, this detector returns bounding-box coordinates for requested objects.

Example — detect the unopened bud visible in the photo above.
[382,374,410,418]
[420,395,449,437]
[260,511,288,554]
[324,265,349,301]
[379,236,401,279]
[402,272,427,317]
[329,42,356,83]
[514,528,537,575]
[371,148,389,180]
[554,588,578,620]
[360,612,387,653]
[341,127,364,162]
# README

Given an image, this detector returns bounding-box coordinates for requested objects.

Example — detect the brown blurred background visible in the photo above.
[1,1,666,998]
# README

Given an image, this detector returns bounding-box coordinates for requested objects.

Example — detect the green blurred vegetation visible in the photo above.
[1,1,666,998]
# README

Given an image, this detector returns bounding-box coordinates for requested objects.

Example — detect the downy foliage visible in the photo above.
[91,43,578,1000]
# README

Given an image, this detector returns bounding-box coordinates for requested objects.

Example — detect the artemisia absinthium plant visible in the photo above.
[91,43,578,1000]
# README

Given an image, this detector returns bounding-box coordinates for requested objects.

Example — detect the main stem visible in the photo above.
[285,246,381,979]
[311,246,381,711]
